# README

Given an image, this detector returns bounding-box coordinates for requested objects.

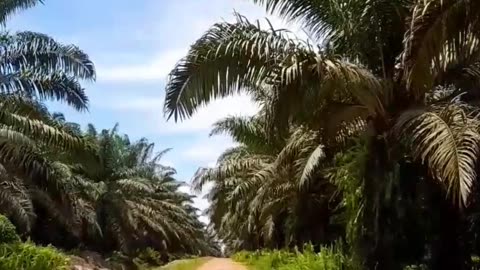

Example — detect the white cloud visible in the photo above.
[96,93,260,135]
[198,215,210,225]
[99,97,163,111]
[160,94,259,134]
[179,182,212,224]
[161,159,175,168]
[178,185,190,194]
[193,182,214,224]
[96,48,187,82]
[94,0,305,84]
[182,136,236,165]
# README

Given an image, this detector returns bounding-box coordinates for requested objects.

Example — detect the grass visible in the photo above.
[0,242,70,270]
[155,257,210,270]
[232,244,360,270]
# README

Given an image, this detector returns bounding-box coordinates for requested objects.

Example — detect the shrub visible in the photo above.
[133,247,164,268]
[0,215,19,243]
[473,256,480,270]
[0,242,70,270]
[106,251,138,270]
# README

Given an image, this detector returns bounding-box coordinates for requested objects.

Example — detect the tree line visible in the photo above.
[163,1,480,269]
[0,0,218,267]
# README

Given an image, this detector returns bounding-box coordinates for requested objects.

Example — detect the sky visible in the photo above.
[7,0,302,221]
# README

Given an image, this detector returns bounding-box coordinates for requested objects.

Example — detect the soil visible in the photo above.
[196,258,248,270]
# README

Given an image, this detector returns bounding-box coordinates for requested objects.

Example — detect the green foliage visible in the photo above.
[163,0,480,268]
[0,0,217,265]
[327,140,367,263]
[403,265,427,270]
[0,242,69,270]
[75,126,216,255]
[133,248,164,268]
[473,256,480,270]
[232,244,361,270]
[10,0,480,269]
[0,215,19,244]
[193,115,338,251]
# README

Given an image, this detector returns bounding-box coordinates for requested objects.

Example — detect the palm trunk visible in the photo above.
[361,135,398,270]
[429,183,470,270]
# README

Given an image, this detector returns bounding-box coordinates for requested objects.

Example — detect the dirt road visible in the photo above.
[197,258,248,270]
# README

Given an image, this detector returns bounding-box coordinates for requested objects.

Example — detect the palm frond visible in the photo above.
[0,0,42,23]
[211,116,276,153]
[164,14,298,121]
[1,31,96,80]
[394,104,480,205]
[0,31,95,110]
[192,155,270,194]
[251,0,341,40]
[253,0,409,75]
[114,178,155,194]
[274,127,318,168]
[150,148,172,164]
[0,174,34,232]
[299,144,325,189]
[0,108,90,151]
[402,0,480,99]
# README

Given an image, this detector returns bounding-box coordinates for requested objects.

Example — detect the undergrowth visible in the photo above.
[0,215,20,244]
[0,215,69,270]
[232,244,360,270]
[0,242,70,270]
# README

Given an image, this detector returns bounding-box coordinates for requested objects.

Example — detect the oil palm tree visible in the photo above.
[2,121,217,256]
[193,114,339,251]
[0,0,97,242]
[164,1,480,268]
[75,125,213,256]
[0,0,43,23]
[0,31,95,110]
[0,98,98,235]
[0,1,95,107]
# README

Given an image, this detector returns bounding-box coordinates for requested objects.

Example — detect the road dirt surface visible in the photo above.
[197,258,248,270]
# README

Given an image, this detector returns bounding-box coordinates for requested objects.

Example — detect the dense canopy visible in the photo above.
[8,0,480,269]
[0,1,219,269]
[164,0,480,269]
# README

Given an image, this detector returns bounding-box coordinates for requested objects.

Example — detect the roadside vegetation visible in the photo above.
[0,1,218,269]
[6,0,480,269]
[232,244,358,270]
[164,0,480,269]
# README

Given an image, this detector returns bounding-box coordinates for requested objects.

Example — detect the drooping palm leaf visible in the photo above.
[0,0,42,24]
[394,104,480,205]
[0,31,95,110]
[402,0,480,99]
[164,14,299,121]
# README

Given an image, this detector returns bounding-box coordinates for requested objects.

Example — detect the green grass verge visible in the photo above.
[232,244,359,270]
[155,257,210,270]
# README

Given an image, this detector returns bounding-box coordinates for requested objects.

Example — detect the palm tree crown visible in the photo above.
[164,0,480,268]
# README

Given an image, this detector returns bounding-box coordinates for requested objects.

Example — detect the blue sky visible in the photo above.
[7,0,302,218]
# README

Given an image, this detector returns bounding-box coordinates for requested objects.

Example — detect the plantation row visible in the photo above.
[5,0,480,270]
[163,0,480,269]
[0,1,218,269]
